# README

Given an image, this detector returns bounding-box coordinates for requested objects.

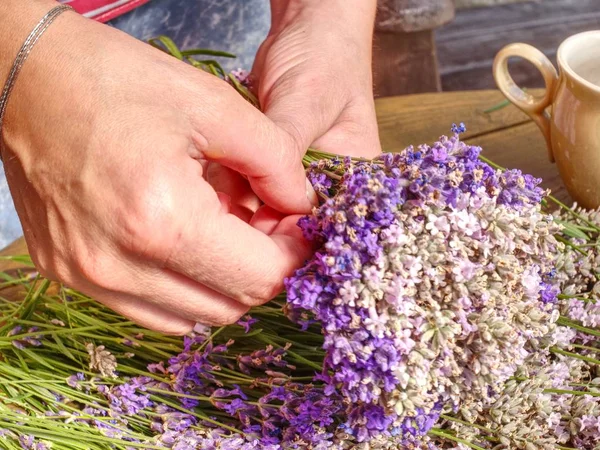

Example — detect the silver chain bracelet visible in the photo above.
[0,5,73,145]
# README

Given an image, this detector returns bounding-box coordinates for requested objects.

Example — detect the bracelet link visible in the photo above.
[0,4,74,155]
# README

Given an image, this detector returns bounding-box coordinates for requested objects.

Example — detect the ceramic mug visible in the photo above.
[493,31,600,209]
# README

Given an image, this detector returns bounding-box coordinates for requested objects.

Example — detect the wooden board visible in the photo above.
[376,89,531,148]
[374,89,566,203]
[373,30,441,97]
[0,90,568,279]
[436,0,600,91]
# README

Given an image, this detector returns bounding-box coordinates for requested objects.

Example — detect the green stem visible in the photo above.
[556,317,600,337]
[571,343,600,353]
[544,388,600,397]
[428,428,487,450]
[547,195,600,231]
[441,415,497,435]
[555,235,587,255]
[146,387,211,402]
[551,346,600,366]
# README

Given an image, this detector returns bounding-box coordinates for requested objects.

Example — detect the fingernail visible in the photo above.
[306,178,319,207]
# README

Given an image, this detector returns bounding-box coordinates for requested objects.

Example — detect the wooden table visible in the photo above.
[0,90,567,276]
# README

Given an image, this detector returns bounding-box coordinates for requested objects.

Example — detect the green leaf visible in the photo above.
[20,279,51,321]
[19,348,59,372]
[483,89,528,114]
[198,60,227,77]
[556,219,591,240]
[51,333,78,362]
[0,254,34,266]
[181,48,236,58]
[148,36,183,59]
[14,349,30,373]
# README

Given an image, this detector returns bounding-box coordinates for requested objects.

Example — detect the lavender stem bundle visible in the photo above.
[1,37,599,450]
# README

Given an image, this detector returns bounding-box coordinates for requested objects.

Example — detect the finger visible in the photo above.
[131,268,251,326]
[83,286,195,335]
[249,38,269,94]
[261,84,342,155]
[216,191,254,223]
[190,80,316,214]
[269,213,308,242]
[249,206,307,244]
[69,259,250,331]
[164,174,313,306]
[311,101,382,159]
[207,163,261,215]
[249,205,286,234]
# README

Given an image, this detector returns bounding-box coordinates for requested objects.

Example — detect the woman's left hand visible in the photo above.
[251,0,381,160]
[206,0,381,223]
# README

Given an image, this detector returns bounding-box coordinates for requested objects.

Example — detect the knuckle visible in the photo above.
[117,183,179,261]
[238,274,284,307]
[72,252,113,290]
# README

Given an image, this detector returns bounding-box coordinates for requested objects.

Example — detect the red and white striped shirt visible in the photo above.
[58,0,149,23]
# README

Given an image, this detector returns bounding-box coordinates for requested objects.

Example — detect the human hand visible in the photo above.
[0,1,314,334]
[252,0,381,159]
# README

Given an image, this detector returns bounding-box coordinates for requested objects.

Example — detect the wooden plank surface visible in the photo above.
[376,89,567,202]
[376,89,531,148]
[436,0,600,91]
[373,30,441,97]
[0,90,568,277]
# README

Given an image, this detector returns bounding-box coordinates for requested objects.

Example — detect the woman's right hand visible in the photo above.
[0,0,314,334]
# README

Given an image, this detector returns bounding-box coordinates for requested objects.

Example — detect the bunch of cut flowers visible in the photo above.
[0,38,598,450]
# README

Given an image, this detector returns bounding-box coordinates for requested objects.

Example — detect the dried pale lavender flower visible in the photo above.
[438,202,600,449]
[86,342,118,378]
[286,128,561,441]
[3,118,598,449]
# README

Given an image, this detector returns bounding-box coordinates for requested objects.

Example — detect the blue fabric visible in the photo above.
[0,165,21,248]
[109,0,270,72]
[0,0,269,248]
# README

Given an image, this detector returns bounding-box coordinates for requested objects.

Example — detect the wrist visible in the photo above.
[270,0,377,39]
[0,1,85,155]
[0,1,59,78]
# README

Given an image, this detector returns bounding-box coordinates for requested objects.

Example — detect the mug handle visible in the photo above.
[493,43,559,162]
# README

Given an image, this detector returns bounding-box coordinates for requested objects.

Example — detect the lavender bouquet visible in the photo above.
[0,38,599,450]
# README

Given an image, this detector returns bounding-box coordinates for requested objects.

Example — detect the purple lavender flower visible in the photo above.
[237,315,259,333]
[122,338,139,347]
[18,435,49,450]
[540,282,560,304]
[229,68,251,87]
[66,372,85,389]
[451,122,466,134]
[7,326,22,337]
[285,130,559,441]
[9,326,43,349]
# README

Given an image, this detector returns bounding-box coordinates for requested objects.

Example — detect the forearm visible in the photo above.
[0,0,59,83]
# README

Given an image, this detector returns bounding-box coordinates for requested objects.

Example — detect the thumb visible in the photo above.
[191,83,317,214]
[261,79,381,159]
[261,81,347,154]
